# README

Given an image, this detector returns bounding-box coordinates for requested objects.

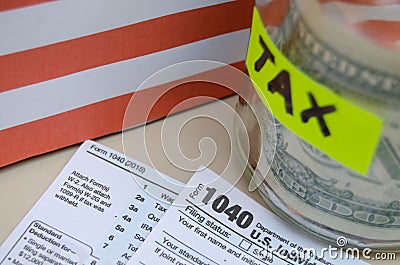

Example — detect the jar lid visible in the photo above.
[296,0,400,74]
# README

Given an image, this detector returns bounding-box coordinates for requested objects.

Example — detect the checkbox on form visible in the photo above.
[239,239,252,251]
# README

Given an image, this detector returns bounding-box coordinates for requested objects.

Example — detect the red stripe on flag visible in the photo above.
[354,20,400,51]
[0,1,252,93]
[0,84,231,167]
[257,0,289,27]
[0,61,244,167]
[0,0,54,11]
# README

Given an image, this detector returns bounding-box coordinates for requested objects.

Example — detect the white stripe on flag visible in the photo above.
[0,0,232,56]
[0,29,249,130]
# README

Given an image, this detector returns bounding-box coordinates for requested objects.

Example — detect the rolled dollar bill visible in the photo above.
[237,0,400,249]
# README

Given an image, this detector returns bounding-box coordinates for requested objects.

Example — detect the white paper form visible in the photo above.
[129,168,369,265]
[0,140,183,265]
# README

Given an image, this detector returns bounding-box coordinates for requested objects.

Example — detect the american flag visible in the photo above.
[0,0,253,167]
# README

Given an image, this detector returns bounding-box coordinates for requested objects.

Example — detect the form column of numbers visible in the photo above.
[97,189,169,265]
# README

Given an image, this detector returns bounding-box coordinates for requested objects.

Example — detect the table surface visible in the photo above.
[0,95,398,264]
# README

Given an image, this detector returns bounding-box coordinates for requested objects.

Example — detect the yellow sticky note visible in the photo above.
[246,8,383,175]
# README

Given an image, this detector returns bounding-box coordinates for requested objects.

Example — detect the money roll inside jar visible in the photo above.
[236,0,400,250]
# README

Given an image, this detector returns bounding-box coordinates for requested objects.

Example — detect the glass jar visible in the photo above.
[236,0,400,250]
